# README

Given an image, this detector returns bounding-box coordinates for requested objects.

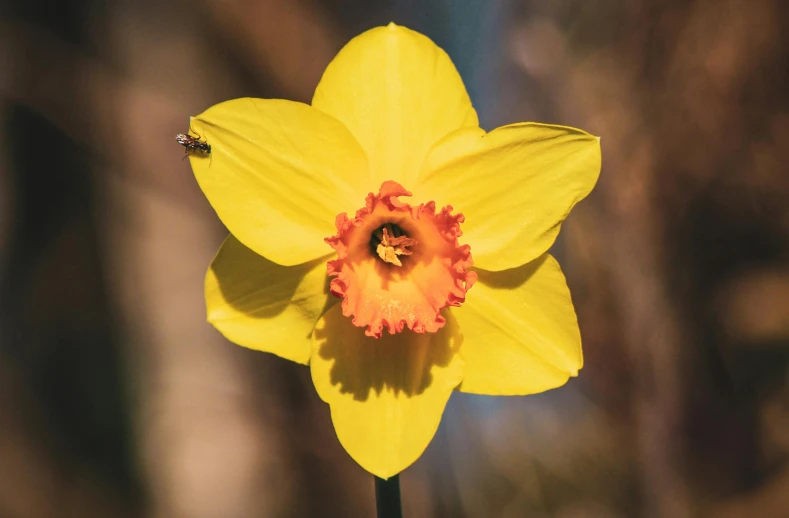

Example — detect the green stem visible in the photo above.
[375,475,402,518]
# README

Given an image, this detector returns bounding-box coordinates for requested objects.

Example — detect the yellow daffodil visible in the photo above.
[187,23,601,479]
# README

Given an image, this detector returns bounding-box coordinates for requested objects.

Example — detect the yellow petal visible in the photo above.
[453,254,582,395]
[312,23,478,188]
[310,304,464,478]
[417,123,601,271]
[206,234,335,364]
[190,98,370,266]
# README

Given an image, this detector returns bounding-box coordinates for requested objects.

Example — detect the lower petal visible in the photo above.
[453,254,582,395]
[206,235,335,364]
[310,304,464,478]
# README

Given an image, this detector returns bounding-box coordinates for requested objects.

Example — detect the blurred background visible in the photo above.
[2,0,789,517]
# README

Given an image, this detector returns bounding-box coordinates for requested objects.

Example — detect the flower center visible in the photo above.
[370,224,418,267]
[325,181,476,338]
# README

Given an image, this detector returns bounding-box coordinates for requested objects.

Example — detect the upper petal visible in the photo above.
[453,254,582,395]
[310,304,464,478]
[312,23,478,188]
[206,234,335,364]
[189,98,370,266]
[416,123,601,271]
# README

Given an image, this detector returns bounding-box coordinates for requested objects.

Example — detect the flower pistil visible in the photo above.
[373,225,418,267]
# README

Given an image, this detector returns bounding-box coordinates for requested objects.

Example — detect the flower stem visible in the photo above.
[374,475,402,518]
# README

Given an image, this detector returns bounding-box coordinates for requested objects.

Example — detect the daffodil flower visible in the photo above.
[187,23,601,479]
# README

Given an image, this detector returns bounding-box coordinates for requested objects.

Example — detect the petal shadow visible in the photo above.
[472,254,550,290]
[312,305,463,402]
[210,234,334,322]
[206,234,336,363]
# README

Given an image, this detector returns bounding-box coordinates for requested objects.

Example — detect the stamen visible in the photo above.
[373,226,418,266]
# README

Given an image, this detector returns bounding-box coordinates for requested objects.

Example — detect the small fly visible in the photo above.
[176,131,211,158]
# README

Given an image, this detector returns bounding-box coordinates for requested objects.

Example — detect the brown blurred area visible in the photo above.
[1,0,788,517]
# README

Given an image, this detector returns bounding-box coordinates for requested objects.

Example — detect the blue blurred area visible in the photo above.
[390,0,504,129]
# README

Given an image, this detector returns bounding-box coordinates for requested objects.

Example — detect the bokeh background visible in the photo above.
[2,0,789,517]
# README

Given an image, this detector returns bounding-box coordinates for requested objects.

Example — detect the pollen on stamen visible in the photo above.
[324,181,476,338]
[371,225,418,267]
